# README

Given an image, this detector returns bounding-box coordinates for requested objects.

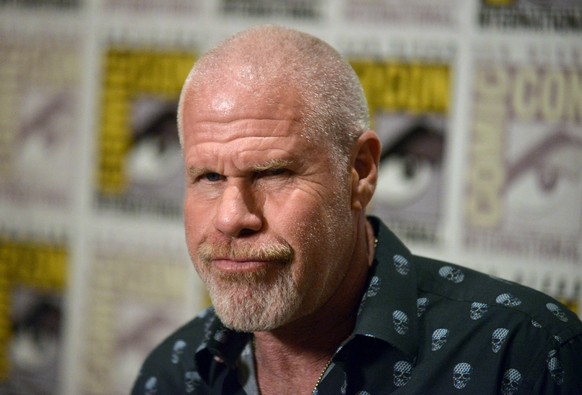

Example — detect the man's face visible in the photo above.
[181,74,357,332]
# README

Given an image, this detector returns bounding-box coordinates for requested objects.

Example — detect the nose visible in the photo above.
[213,182,263,238]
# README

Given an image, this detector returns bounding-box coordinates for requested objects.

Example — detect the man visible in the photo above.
[131,25,582,394]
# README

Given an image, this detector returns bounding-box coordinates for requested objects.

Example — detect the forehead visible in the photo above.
[179,62,338,171]
[183,87,318,166]
[187,118,298,145]
[184,120,324,177]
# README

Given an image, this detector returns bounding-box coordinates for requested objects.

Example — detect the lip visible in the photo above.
[212,259,270,274]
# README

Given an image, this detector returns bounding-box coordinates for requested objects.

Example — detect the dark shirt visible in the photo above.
[131,217,582,394]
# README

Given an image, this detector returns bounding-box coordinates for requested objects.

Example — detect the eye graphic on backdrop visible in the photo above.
[127,103,182,185]
[374,122,444,206]
[13,91,75,199]
[504,130,582,216]
[125,99,184,204]
[8,288,62,394]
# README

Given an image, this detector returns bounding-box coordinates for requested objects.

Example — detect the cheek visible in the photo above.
[184,196,210,248]
[267,193,341,264]
[265,192,320,236]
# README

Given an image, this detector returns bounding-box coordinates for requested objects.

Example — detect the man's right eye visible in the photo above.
[203,172,223,182]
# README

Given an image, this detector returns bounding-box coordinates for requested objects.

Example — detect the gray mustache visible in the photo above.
[197,241,294,264]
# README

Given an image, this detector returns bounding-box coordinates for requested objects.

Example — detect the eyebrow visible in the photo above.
[187,159,294,179]
[250,158,294,172]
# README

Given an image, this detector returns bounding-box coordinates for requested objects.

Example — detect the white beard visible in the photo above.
[204,263,302,332]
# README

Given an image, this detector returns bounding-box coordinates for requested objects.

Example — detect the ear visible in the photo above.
[351,130,381,211]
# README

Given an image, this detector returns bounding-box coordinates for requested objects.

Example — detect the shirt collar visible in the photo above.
[194,312,250,383]
[352,216,420,358]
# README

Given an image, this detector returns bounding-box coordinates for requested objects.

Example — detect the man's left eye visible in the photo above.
[253,168,291,181]
[266,168,287,176]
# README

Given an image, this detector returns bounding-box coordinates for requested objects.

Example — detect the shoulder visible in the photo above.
[130,308,216,395]
[414,255,581,341]
[413,255,582,393]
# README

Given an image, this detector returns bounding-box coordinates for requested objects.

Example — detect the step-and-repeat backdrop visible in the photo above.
[0,0,580,394]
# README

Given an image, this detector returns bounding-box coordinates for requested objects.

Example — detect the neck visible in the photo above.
[253,217,375,395]
[252,316,352,395]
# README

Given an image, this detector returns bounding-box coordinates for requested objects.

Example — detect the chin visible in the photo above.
[209,281,300,333]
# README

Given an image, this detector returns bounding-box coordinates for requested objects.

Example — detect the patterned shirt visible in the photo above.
[131,217,582,394]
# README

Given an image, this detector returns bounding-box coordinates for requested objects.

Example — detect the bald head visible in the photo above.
[178,25,370,169]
